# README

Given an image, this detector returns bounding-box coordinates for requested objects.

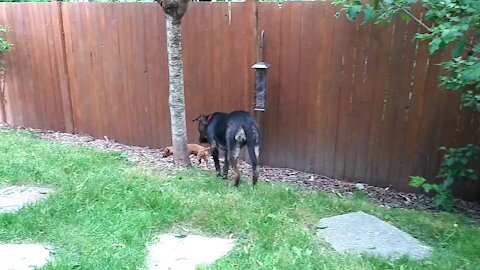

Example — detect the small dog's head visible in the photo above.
[197,147,210,158]
[162,146,173,157]
[193,114,210,144]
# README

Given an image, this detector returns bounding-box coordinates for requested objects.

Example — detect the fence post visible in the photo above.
[245,0,257,114]
[245,0,266,164]
[54,0,75,133]
[241,0,261,163]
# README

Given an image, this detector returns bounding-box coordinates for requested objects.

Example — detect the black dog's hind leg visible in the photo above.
[244,125,260,186]
[212,147,221,176]
[230,156,240,187]
[222,150,229,179]
[225,142,240,186]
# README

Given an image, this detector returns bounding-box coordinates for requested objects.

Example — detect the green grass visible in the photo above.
[0,130,479,270]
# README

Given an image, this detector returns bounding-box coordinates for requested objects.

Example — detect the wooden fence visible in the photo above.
[0,1,478,199]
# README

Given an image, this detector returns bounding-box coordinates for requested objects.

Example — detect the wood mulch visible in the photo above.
[2,123,479,222]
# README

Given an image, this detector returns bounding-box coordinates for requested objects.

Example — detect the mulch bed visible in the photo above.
[2,123,479,222]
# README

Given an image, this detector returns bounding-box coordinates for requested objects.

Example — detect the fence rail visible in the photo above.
[0,1,478,199]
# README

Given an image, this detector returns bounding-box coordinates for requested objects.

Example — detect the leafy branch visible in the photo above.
[333,0,480,210]
[394,3,432,32]
[0,25,13,121]
[0,25,13,73]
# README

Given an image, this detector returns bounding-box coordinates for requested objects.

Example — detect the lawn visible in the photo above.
[0,130,479,270]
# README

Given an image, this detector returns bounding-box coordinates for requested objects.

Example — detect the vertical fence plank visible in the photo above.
[292,1,313,171]
[257,2,281,167]
[53,1,74,133]
[387,12,424,187]
[403,33,430,180]
[322,3,343,177]
[376,17,408,186]
[142,4,162,147]
[333,16,359,180]
[365,23,395,185]
[276,2,302,169]
[352,22,378,181]
[155,6,170,147]
[209,3,224,116]
[343,21,369,181]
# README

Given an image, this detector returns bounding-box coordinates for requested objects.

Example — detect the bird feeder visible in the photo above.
[251,61,270,111]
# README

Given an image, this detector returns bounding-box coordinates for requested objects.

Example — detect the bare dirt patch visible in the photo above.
[2,123,479,221]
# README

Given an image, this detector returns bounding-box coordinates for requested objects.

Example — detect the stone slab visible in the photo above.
[0,186,52,213]
[0,244,52,270]
[316,211,431,260]
[147,234,236,270]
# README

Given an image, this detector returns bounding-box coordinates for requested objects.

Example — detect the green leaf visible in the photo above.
[422,183,436,193]
[433,193,447,207]
[373,0,379,10]
[400,12,411,22]
[429,38,442,54]
[473,44,480,53]
[415,33,431,40]
[462,63,480,81]
[433,192,454,210]
[443,177,454,188]
[346,4,362,21]
[451,37,464,58]
[445,158,454,166]
[364,4,375,21]
[409,176,426,187]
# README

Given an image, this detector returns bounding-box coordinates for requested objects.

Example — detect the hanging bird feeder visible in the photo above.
[252,30,270,112]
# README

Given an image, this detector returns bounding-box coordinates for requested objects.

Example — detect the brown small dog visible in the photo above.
[163,144,210,167]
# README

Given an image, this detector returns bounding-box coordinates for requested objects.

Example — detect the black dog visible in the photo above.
[193,110,260,186]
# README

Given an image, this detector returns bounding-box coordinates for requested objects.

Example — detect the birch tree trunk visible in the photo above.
[157,0,191,167]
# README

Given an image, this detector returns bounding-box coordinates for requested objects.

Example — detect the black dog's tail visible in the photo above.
[243,123,259,175]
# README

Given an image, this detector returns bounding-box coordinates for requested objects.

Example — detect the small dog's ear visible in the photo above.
[193,115,207,122]
[192,115,203,122]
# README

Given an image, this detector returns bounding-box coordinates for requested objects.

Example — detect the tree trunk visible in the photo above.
[165,15,190,167]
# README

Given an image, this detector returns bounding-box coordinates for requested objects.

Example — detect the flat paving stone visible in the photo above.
[0,186,52,213]
[316,211,431,260]
[0,244,52,270]
[147,234,236,270]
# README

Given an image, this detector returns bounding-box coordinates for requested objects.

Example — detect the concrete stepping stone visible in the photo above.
[146,234,236,270]
[316,211,431,260]
[0,244,52,270]
[0,186,52,214]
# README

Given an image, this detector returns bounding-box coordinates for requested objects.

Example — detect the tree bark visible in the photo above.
[165,14,190,167]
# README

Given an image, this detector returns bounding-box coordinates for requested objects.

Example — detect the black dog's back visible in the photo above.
[208,110,260,149]
[226,110,260,154]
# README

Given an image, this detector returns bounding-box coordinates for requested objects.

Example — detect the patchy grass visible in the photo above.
[0,130,479,270]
